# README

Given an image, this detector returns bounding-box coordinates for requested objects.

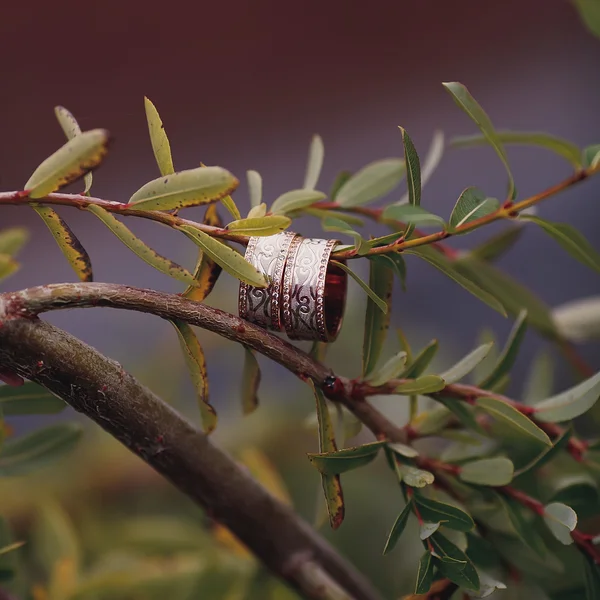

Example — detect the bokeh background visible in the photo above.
[1,1,599,598]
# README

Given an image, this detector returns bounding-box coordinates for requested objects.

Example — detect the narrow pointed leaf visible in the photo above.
[413,495,475,531]
[271,189,326,215]
[322,217,369,255]
[459,457,514,486]
[543,502,577,545]
[0,423,82,476]
[0,542,24,558]
[452,131,582,168]
[331,260,387,313]
[583,143,600,168]
[407,247,506,316]
[246,170,263,208]
[523,215,600,273]
[183,205,223,301]
[220,194,241,220]
[368,253,406,290]
[143,97,175,177]
[415,551,434,594]
[304,134,324,190]
[383,204,446,227]
[583,553,600,600]
[476,397,551,446]
[514,426,571,476]
[0,227,29,256]
[336,158,405,207]
[434,397,485,434]
[430,533,480,591]
[443,81,515,200]
[241,346,261,415]
[470,226,523,262]
[440,343,493,384]
[54,105,93,193]
[533,371,600,422]
[401,339,439,379]
[383,501,412,554]
[25,129,109,198]
[480,310,527,389]
[449,188,499,231]
[128,166,238,211]
[177,224,267,287]
[33,206,93,281]
[400,128,421,207]
[367,351,408,386]
[396,375,445,395]
[226,215,291,236]
[171,320,216,433]
[308,380,344,529]
[362,258,394,376]
[0,255,19,283]
[87,205,197,285]
[0,382,66,416]
[330,170,352,200]
[308,441,385,475]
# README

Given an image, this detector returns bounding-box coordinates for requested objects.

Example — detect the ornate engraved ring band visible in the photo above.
[282,237,347,342]
[238,231,298,331]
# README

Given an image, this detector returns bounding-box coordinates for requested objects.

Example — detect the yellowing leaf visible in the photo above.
[226,215,291,236]
[177,224,267,288]
[171,320,216,433]
[54,106,93,194]
[86,204,197,286]
[144,97,175,177]
[0,227,29,256]
[25,129,110,198]
[32,206,93,282]
[129,166,239,211]
[0,254,19,283]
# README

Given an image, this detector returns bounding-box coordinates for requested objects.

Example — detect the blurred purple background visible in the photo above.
[1,0,599,398]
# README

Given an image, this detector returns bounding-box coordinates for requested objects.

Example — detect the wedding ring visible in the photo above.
[282,237,347,342]
[238,231,298,330]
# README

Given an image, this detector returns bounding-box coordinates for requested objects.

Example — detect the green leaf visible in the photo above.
[533,371,600,422]
[226,215,291,236]
[582,553,600,600]
[434,397,485,434]
[398,465,435,488]
[0,542,24,558]
[247,202,267,219]
[430,533,480,591]
[143,97,175,177]
[470,226,523,262]
[171,320,216,434]
[368,253,407,290]
[479,310,527,389]
[382,204,446,227]
[543,502,577,545]
[182,204,223,302]
[247,170,263,208]
[32,205,93,282]
[448,188,499,231]
[0,382,66,415]
[440,343,494,384]
[270,189,327,215]
[322,217,369,255]
[414,551,435,594]
[336,158,405,207]
[552,296,600,343]
[383,501,412,555]
[443,81,515,200]
[522,215,600,273]
[128,166,238,211]
[420,522,441,540]
[241,346,260,415]
[25,128,109,198]
[395,375,446,395]
[574,0,600,39]
[0,227,29,256]
[0,423,82,476]
[308,380,344,529]
[366,351,408,386]
[308,441,385,475]
[304,134,324,190]
[452,131,583,168]
[177,224,267,288]
[401,339,439,379]
[0,254,19,283]
[387,442,419,458]
[523,351,554,404]
[406,247,507,316]
[54,105,93,193]
[331,260,388,313]
[220,194,241,221]
[583,144,600,169]
[87,205,197,286]
[399,127,421,208]
[470,571,507,598]
[514,427,571,477]
[476,397,551,446]
[454,256,557,337]
[459,457,514,486]
[413,495,474,532]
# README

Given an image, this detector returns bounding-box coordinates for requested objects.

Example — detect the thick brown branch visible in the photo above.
[0,316,382,600]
